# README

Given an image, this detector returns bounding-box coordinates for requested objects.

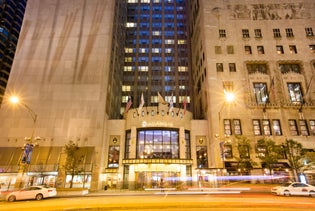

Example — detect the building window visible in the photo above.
[254,29,262,38]
[247,63,268,74]
[222,144,233,159]
[224,119,232,135]
[227,45,234,54]
[125,131,131,159]
[229,63,236,72]
[309,45,315,53]
[305,27,314,37]
[276,45,284,54]
[108,145,120,168]
[137,129,179,159]
[309,120,315,136]
[219,29,226,38]
[285,28,294,37]
[256,144,266,158]
[215,46,222,54]
[262,120,271,136]
[253,119,262,136]
[279,63,301,74]
[245,46,252,54]
[272,120,282,136]
[185,131,191,159]
[233,119,242,135]
[253,83,268,104]
[242,29,250,38]
[216,63,223,72]
[273,28,281,38]
[196,146,208,168]
[299,120,309,136]
[289,119,298,136]
[257,46,265,54]
[289,45,297,54]
[287,83,303,104]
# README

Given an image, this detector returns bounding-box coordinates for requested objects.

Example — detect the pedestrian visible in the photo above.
[160,178,164,192]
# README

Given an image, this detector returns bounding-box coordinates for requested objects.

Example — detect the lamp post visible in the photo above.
[218,91,235,177]
[10,96,38,188]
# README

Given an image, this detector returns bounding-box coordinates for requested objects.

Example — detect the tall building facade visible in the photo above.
[122,0,192,115]
[0,0,28,106]
[0,0,314,192]
[189,0,315,181]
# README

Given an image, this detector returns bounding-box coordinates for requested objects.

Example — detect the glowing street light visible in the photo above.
[218,91,236,179]
[9,95,39,188]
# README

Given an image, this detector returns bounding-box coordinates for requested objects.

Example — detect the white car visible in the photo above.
[271,182,315,197]
[6,185,57,202]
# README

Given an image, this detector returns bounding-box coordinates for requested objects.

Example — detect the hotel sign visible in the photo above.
[141,121,173,127]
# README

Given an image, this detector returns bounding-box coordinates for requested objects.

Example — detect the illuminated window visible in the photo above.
[138,66,148,71]
[178,40,186,44]
[152,31,161,36]
[276,45,284,54]
[299,120,309,136]
[137,130,179,159]
[122,85,131,91]
[165,39,174,44]
[233,119,242,135]
[165,48,172,53]
[125,48,134,53]
[289,119,298,136]
[178,66,187,72]
[126,22,137,27]
[272,120,282,136]
[287,83,303,103]
[289,45,297,54]
[224,119,232,135]
[262,120,271,136]
[253,120,262,136]
[309,120,315,136]
[253,83,268,104]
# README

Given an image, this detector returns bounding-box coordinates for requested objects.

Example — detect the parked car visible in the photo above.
[6,185,57,202]
[271,182,315,197]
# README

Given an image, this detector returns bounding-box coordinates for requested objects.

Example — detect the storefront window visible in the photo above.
[137,129,179,159]
[196,146,208,168]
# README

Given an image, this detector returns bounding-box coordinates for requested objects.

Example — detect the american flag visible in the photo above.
[125,96,132,113]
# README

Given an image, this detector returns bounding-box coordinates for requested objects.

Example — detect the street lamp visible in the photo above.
[9,95,39,188]
[218,91,235,175]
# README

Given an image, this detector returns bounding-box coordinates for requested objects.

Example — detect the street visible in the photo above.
[0,192,314,211]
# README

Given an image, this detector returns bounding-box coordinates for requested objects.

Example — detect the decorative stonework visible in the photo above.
[226,3,313,20]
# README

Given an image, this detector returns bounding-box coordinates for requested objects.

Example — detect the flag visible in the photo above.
[183,96,187,115]
[138,93,144,111]
[158,92,167,104]
[125,96,132,113]
[169,94,174,112]
[304,74,314,102]
[267,77,274,103]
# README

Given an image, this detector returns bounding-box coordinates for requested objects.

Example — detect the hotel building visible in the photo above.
[0,0,314,191]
